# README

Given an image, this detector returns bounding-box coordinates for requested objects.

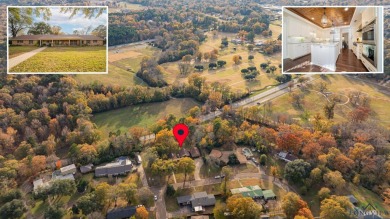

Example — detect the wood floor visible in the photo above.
[283,48,368,73]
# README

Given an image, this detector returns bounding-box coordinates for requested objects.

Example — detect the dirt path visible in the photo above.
[8,47,47,70]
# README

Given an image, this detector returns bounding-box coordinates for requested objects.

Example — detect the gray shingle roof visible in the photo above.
[106,206,136,219]
[11,34,104,41]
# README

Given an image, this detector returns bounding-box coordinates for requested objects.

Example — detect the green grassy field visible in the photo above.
[272,75,390,127]
[92,98,200,137]
[10,46,107,72]
[8,46,39,58]
[76,45,158,87]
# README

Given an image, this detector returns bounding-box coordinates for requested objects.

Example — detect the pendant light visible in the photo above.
[321,8,328,27]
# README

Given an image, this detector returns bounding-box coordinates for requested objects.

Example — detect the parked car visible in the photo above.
[136,205,144,208]
[214,175,221,179]
[154,195,158,201]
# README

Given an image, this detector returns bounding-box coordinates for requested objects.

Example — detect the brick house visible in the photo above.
[10,34,104,46]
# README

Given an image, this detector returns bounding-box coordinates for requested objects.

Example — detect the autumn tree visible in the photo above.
[270,166,279,181]
[302,142,323,162]
[208,91,223,111]
[318,187,331,200]
[282,192,313,219]
[349,106,370,123]
[276,131,302,155]
[178,157,195,188]
[349,143,375,172]
[226,194,261,219]
[323,171,346,191]
[284,159,311,184]
[323,101,336,119]
[135,206,149,219]
[232,55,241,64]
[95,182,110,206]
[320,196,353,219]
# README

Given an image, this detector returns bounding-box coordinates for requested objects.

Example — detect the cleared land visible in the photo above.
[10,46,107,72]
[160,31,282,93]
[272,75,390,127]
[8,46,40,58]
[76,45,158,87]
[92,98,200,137]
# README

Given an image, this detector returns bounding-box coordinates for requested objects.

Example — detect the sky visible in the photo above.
[33,7,108,34]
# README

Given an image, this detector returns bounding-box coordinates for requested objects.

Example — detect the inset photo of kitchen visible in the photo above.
[282,6,384,73]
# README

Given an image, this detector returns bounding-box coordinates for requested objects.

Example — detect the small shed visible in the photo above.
[263,190,277,200]
[347,195,359,205]
[60,164,77,176]
[190,147,201,158]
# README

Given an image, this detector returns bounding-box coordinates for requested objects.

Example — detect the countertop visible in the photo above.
[311,42,339,47]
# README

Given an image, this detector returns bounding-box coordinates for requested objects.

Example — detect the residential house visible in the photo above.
[33,178,50,192]
[190,147,201,158]
[10,34,104,46]
[178,148,190,158]
[95,157,132,177]
[177,192,216,211]
[80,164,94,174]
[106,206,136,219]
[60,164,76,176]
[277,151,298,162]
[230,185,276,200]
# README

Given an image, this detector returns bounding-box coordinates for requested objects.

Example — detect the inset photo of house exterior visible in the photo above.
[282,6,384,73]
[7,6,108,74]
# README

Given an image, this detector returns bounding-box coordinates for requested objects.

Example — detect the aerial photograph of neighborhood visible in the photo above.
[0,0,389,219]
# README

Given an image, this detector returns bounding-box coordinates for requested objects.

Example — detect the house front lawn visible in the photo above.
[10,46,107,72]
[8,46,40,58]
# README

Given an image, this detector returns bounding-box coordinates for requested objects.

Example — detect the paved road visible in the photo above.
[200,75,316,122]
[108,39,156,49]
[150,185,167,219]
[8,47,47,69]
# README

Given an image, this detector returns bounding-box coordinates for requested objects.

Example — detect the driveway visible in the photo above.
[8,47,47,69]
[194,158,204,181]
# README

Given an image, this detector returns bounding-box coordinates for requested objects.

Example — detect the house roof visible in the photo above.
[60,164,76,173]
[190,147,201,158]
[95,157,132,176]
[106,206,136,219]
[263,189,276,199]
[177,192,216,207]
[177,195,192,204]
[347,195,358,204]
[80,164,94,173]
[179,148,190,157]
[11,34,104,41]
[191,193,216,207]
[231,186,263,198]
[52,173,75,181]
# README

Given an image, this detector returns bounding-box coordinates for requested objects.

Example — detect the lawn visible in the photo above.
[76,45,159,87]
[10,46,107,72]
[8,46,39,58]
[92,98,200,137]
[76,64,145,87]
[271,75,390,127]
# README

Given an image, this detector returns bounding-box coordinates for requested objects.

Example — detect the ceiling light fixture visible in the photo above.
[311,17,314,20]
[345,7,349,11]
[321,8,328,27]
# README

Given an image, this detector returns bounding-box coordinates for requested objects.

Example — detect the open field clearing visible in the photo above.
[8,46,39,58]
[92,98,200,137]
[10,46,106,72]
[161,32,281,92]
[76,45,159,87]
[271,75,390,127]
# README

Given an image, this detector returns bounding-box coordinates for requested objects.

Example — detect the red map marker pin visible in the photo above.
[173,123,189,148]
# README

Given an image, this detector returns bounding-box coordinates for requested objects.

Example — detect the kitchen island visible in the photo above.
[311,42,340,71]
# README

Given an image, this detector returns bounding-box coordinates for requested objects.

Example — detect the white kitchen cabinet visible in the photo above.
[288,43,311,59]
[361,56,376,72]
[362,7,376,27]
